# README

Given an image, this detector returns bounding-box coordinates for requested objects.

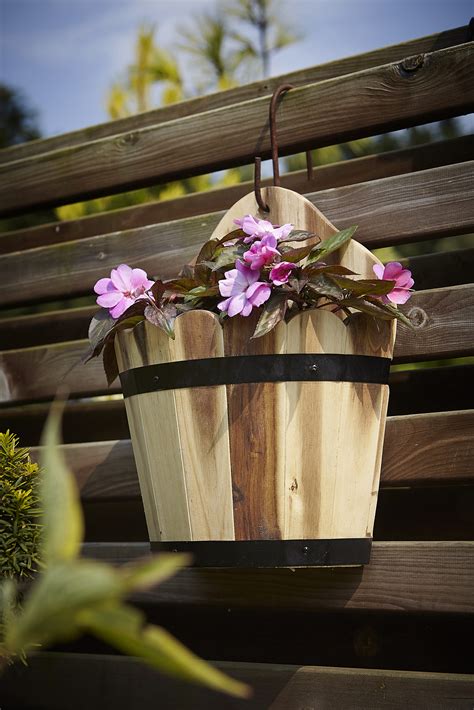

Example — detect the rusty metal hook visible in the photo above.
[253,156,269,212]
[269,83,294,186]
[254,82,314,210]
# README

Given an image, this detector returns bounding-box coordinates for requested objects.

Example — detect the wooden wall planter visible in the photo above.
[115,188,396,567]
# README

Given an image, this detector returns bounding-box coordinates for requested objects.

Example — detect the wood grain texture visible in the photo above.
[115,321,192,541]
[169,312,234,541]
[1,284,472,406]
[28,410,474,502]
[2,135,472,254]
[116,315,235,542]
[1,25,468,165]
[270,665,474,709]
[204,186,393,542]
[0,161,472,309]
[83,541,474,614]
[1,43,473,215]
[222,314,287,540]
[2,654,473,710]
[396,283,474,362]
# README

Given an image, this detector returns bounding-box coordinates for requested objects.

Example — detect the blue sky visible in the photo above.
[1,0,472,138]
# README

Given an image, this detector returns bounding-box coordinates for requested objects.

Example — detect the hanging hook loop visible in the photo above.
[269,83,294,186]
[253,156,269,212]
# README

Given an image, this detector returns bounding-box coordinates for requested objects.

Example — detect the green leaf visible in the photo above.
[365,297,414,328]
[80,604,250,698]
[120,553,190,592]
[330,276,396,297]
[252,294,288,339]
[306,225,358,264]
[103,338,119,386]
[278,229,319,243]
[5,560,121,653]
[83,310,116,363]
[144,304,177,339]
[306,273,344,300]
[206,244,246,271]
[279,242,315,263]
[39,400,84,565]
[164,277,200,294]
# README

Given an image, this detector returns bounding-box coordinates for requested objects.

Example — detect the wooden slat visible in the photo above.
[2,135,472,254]
[28,411,474,500]
[1,43,473,215]
[1,25,468,165]
[395,283,474,362]
[82,541,474,614]
[270,665,474,709]
[2,654,474,710]
[0,162,472,308]
[2,249,473,350]
[1,284,472,404]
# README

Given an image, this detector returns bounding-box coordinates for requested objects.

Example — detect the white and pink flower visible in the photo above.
[373,262,414,305]
[234,214,293,244]
[270,261,296,286]
[243,234,281,270]
[94,264,154,318]
[218,260,271,317]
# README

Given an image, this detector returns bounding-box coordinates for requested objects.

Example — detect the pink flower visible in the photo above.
[373,261,414,305]
[270,261,296,286]
[218,260,271,317]
[94,264,154,318]
[234,214,293,244]
[243,234,280,270]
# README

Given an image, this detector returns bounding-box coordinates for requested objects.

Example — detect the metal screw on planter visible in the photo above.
[114,84,398,570]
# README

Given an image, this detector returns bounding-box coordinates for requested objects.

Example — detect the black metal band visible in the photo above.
[120,354,390,397]
[150,538,372,568]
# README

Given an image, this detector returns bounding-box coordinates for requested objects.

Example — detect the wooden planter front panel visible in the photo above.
[116,308,392,544]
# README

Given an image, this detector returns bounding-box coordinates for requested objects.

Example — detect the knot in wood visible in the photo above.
[407,306,428,329]
[116,132,139,148]
[399,54,425,77]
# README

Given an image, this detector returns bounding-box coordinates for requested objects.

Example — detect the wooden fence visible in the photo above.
[1,23,473,709]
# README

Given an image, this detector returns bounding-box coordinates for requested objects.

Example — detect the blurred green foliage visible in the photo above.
[0,403,249,698]
[0,431,42,580]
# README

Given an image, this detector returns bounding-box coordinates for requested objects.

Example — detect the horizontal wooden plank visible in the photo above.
[1,25,468,166]
[82,541,474,613]
[1,43,473,215]
[270,665,474,709]
[2,135,472,254]
[395,283,474,362]
[3,365,472,446]
[0,162,472,308]
[27,410,474,500]
[2,653,473,710]
[401,247,474,292]
[1,284,472,404]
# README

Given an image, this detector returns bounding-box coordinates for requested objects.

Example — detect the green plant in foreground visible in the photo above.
[0,431,42,580]
[0,403,249,698]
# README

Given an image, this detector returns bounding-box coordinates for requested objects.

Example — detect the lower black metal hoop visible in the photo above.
[150,538,372,568]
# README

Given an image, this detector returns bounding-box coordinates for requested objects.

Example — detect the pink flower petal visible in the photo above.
[110,296,135,319]
[372,264,385,280]
[111,264,133,291]
[273,223,293,240]
[246,282,271,307]
[240,301,253,316]
[94,277,114,295]
[227,293,247,317]
[383,262,403,280]
[388,289,412,305]
[130,268,153,292]
[97,291,123,308]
